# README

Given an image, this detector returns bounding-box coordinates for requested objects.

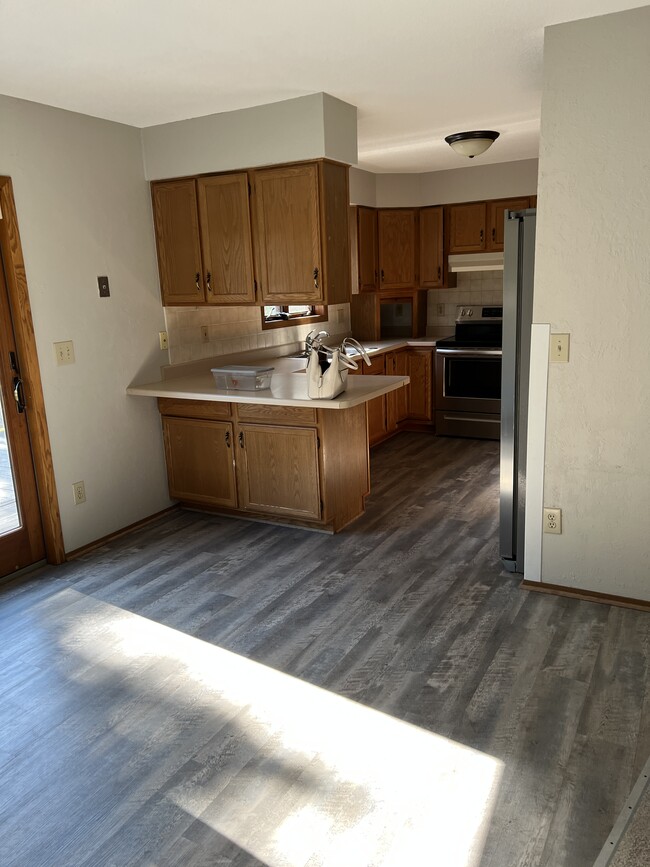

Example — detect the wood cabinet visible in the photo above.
[386,350,409,430]
[252,160,350,305]
[449,197,532,255]
[151,179,204,304]
[350,205,379,293]
[197,174,256,303]
[362,355,388,446]
[405,349,433,421]
[486,198,530,251]
[152,159,350,307]
[419,206,444,288]
[162,416,237,507]
[158,398,368,532]
[377,209,418,289]
[448,202,487,253]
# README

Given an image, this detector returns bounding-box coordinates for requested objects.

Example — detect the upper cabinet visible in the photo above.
[419,206,444,288]
[151,179,205,304]
[152,159,350,307]
[378,209,418,290]
[486,198,530,251]
[449,197,532,255]
[357,206,378,292]
[448,202,487,253]
[196,174,256,304]
[251,160,350,305]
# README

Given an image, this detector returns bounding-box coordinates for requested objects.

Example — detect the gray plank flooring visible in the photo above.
[0,432,648,867]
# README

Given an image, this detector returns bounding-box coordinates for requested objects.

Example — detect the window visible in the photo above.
[262,305,327,330]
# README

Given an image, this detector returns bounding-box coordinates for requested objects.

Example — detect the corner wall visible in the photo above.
[0,95,172,553]
[532,7,650,599]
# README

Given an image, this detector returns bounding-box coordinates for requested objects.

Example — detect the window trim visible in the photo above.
[261,305,328,331]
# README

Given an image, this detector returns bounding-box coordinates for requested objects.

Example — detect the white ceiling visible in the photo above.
[0,0,643,173]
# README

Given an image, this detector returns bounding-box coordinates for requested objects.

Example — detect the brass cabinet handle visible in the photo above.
[480,229,484,242]
[381,269,385,281]
[313,267,319,290]
[206,272,213,293]
[12,376,25,413]
[492,227,496,241]
[225,430,231,448]
[195,272,201,292]
[238,431,244,448]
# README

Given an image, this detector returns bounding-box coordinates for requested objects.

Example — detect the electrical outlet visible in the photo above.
[72,481,86,505]
[54,340,75,365]
[201,326,209,343]
[550,333,570,362]
[159,331,168,350]
[543,507,562,534]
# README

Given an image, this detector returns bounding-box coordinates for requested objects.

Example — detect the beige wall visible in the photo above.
[350,159,538,207]
[0,95,172,552]
[532,7,650,599]
[142,93,358,180]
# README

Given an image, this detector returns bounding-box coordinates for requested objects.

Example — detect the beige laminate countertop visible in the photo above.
[126,337,446,410]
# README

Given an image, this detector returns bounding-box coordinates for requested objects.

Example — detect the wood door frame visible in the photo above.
[0,177,65,565]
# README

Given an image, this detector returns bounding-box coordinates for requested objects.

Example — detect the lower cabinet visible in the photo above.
[158,399,369,532]
[405,349,433,421]
[362,355,388,446]
[369,346,434,446]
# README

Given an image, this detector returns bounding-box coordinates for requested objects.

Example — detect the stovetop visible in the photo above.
[437,305,503,349]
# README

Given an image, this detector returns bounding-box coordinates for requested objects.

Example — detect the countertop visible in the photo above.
[126,337,444,411]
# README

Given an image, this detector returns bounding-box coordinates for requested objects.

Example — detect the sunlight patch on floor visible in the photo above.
[69,595,503,867]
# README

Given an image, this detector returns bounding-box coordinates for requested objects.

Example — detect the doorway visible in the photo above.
[0,177,65,576]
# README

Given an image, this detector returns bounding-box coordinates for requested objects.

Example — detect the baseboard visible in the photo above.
[521,579,650,613]
[65,506,180,560]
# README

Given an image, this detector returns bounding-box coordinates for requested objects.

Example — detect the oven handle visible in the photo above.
[436,348,502,358]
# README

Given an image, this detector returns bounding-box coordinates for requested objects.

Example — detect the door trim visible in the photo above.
[0,177,65,565]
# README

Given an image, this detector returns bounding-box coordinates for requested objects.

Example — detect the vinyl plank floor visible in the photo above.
[0,432,648,867]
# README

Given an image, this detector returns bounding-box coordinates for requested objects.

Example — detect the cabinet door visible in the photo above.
[378,209,417,289]
[162,417,237,507]
[197,174,256,304]
[252,164,322,303]
[363,355,388,445]
[237,424,321,520]
[406,349,433,421]
[448,203,487,253]
[357,206,378,292]
[419,206,444,288]
[151,179,205,305]
[386,351,409,430]
[487,198,530,251]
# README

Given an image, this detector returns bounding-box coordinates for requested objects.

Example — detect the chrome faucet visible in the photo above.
[304,329,329,355]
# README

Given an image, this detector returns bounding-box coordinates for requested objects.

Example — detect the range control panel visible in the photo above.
[456,305,503,322]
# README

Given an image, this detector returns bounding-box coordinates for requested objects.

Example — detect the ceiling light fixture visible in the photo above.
[444,130,500,159]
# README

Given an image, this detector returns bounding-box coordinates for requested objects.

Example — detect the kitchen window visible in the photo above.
[262,305,327,330]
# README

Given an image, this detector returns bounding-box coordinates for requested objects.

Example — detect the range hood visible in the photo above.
[448,252,504,272]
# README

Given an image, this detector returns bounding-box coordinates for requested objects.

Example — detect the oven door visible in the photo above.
[435,347,502,439]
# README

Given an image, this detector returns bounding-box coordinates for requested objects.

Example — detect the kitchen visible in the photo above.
[0,4,648,865]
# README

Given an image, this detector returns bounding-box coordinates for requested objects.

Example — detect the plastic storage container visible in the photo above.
[211,365,274,391]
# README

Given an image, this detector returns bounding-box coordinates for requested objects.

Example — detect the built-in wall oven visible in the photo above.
[435,306,503,440]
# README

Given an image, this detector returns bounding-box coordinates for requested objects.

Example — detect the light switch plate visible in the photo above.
[550,333,570,362]
[54,340,75,365]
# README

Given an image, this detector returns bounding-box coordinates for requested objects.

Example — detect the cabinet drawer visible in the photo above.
[235,403,317,425]
[158,398,232,420]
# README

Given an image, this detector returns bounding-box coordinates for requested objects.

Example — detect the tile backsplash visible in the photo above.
[426,272,503,337]
[164,304,351,364]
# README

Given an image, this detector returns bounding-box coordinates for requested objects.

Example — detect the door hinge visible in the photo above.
[317,436,321,449]
[0,201,3,220]
[248,181,252,196]
[320,498,324,514]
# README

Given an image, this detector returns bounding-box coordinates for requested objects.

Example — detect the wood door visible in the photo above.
[0,251,46,575]
[406,350,433,421]
[236,424,321,519]
[419,206,444,288]
[487,198,530,251]
[162,417,237,507]
[197,174,256,304]
[363,355,388,445]
[448,203,487,253]
[151,179,205,305]
[357,206,378,292]
[252,164,322,303]
[377,209,417,289]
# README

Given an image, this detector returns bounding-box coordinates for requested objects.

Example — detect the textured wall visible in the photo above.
[532,7,650,599]
[0,95,172,552]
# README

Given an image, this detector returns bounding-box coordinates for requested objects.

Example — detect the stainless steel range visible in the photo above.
[435,305,502,440]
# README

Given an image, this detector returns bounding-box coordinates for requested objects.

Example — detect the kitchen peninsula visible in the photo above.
[128,354,409,533]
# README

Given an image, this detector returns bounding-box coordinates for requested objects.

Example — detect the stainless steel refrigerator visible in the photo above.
[500,208,536,573]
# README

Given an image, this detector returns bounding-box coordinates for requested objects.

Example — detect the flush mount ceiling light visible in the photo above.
[444,130,500,159]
